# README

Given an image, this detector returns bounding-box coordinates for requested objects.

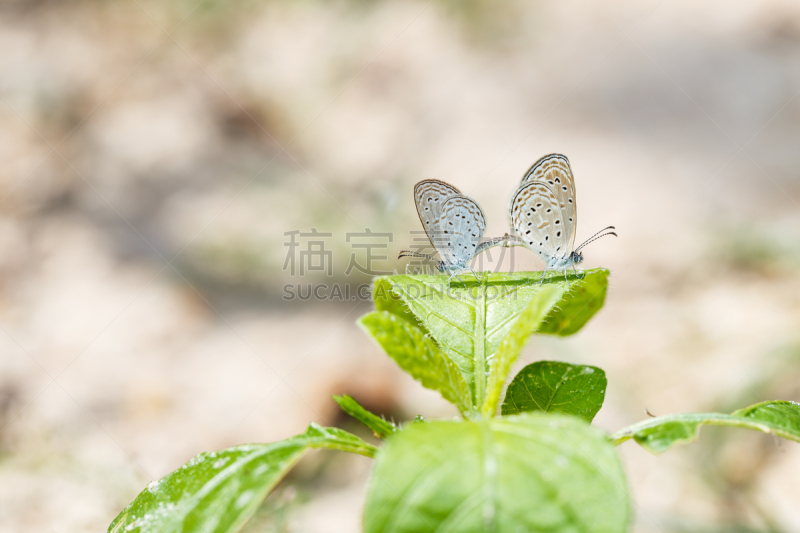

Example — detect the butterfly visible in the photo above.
[398,179,509,280]
[509,154,616,282]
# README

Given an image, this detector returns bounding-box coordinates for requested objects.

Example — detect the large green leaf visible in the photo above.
[373,277,428,334]
[358,311,473,415]
[363,414,630,533]
[501,361,607,422]
[538,269,609,336]
[333,394,396,438]
[612,400,800,454]
[372,270,608,411]
[481,289,563,416]
[108,424,376,533]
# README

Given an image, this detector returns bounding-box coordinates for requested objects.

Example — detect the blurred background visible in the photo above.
[1,0,800,531]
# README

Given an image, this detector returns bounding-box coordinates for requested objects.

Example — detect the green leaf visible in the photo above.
[364,414,630,533]
[373,277,428,334]
[358,311,473,415]
[481,288,563,416]
[371,270,608,411]
[333,394,396,438]
[611,400,800,454]
[500,360,607,422]
[108,424,376,533]
[538,269,609,336]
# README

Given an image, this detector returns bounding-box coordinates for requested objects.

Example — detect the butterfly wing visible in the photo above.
[510,182,572,263]
[520,154,577,251]
[436,194,486,267]
[414,180,461,256]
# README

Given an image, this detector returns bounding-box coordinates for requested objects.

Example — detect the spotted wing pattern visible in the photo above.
[414,180,461,251]
[520,154,577,251]
[510,182,573,263]
[434,195,486,267]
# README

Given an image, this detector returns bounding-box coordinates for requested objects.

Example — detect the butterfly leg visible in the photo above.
[564,268,569,283]
[448,270,467,287]
[468,267,480,282]
[539,266,549,285]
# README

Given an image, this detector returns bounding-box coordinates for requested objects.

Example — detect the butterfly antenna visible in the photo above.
[575,226,615,249]
[574,229,617,252]
[398,250,437,261]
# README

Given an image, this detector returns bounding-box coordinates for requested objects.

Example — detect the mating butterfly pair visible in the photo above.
[398,154,616,282]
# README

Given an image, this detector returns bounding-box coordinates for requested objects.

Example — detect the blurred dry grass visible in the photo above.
[1,0,800,531]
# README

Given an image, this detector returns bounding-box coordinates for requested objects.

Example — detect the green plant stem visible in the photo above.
[472,275,488,414]
[611,412,797,446]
